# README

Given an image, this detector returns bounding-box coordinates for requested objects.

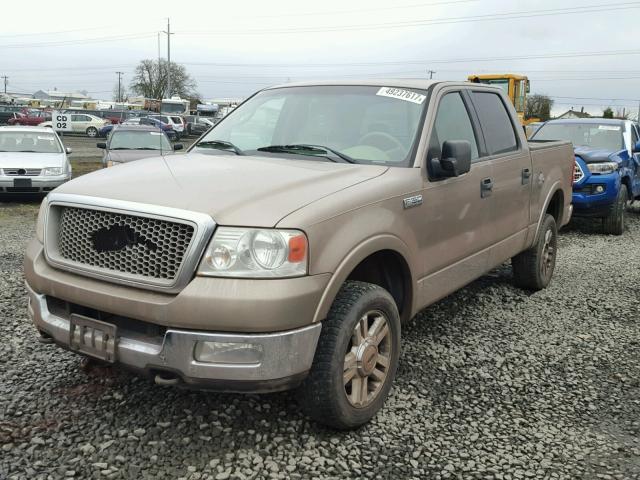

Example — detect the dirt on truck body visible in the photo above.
[24,80,575,429]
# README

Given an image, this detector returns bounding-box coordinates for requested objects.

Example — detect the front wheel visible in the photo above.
[603,185,627,235]
[298,281,400,430]
[86,127,98,138]
[512,213,558,291]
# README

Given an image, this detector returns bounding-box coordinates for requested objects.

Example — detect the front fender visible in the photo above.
[312,234,415,324]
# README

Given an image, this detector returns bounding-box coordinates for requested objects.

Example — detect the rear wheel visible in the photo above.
[603,186,627,235]
[86,127,98,138]
[512,214,558,290]
[298,281,400,430]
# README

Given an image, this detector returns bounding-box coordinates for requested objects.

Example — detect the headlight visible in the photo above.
[42,167,63,176]
[587,162,618,174]
[198,227,308,278]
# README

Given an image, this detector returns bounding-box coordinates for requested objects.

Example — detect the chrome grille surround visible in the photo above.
[4,168,42,176]
[43,193,216,293]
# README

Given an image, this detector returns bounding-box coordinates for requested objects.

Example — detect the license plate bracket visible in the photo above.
[14,178,32,188]
[69,314,117,363]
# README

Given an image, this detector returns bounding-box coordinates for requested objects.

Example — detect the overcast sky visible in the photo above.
[1,0,639,118]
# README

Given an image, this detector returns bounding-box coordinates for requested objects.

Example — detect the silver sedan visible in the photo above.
[0,126,72,194]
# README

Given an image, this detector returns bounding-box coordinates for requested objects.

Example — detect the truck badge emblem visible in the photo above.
[403,195,423,209]
[91,224,158,253]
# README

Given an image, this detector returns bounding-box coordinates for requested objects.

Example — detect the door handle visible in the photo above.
[481,177,493,198]
[522,168,532,185]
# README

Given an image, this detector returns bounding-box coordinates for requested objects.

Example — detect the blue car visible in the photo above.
[531,118,640,234]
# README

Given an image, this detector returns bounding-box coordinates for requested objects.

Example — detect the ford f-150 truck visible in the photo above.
[25,80,574,429]
[531,118,640,234]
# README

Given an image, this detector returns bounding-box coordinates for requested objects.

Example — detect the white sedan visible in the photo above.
[0,126,72,194]
[40,113,109,137]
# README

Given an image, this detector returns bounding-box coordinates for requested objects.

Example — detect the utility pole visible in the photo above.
[1,76,7,94]
[116,71,124,103]
[163,18,174,98]
[427,70,436,80]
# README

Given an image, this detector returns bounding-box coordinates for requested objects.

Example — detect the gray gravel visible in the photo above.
[1,200,639,480]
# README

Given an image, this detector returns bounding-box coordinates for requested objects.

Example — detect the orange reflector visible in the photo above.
[288,235,307,263]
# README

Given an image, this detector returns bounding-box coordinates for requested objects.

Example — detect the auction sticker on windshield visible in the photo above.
[598,125,621,131]
[376,87,426,104]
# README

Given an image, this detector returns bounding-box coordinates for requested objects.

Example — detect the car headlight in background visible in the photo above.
[198,227,308,278]
[42,167,64,176]
[587,162,618,174]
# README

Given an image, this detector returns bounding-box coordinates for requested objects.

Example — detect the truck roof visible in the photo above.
[266,79,447,90]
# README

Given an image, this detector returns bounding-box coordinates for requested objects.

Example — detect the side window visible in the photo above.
[631,125,638,148]
[430,92,479,160]
[471,92,518,155]
[70,115,81,122]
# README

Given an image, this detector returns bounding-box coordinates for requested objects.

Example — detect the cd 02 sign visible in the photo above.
[52,111,73,132]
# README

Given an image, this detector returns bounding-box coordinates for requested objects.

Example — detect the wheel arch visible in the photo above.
[534,181,563,241]
[312,235,415,325]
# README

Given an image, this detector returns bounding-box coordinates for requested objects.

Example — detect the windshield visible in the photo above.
[0,131,62,153]
[194,85,427,166]
[533,122,624,151]
[161,102,187,114]
[108,130,171,150]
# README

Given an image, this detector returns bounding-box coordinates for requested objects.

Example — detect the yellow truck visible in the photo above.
[468,74,531,124]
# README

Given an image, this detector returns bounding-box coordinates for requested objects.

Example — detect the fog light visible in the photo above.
[594,185,605,194]
[194,341,264,364]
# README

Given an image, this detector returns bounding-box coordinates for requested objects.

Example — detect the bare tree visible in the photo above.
[525,94,554,121]
[129,59,197,99]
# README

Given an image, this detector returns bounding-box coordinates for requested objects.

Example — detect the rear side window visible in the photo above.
[430,92,479,160]
[471,92,518,155]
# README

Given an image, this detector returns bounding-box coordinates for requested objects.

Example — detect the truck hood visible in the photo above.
[54,152,388,226]
[573,145,618,163]
[0,152,66,169]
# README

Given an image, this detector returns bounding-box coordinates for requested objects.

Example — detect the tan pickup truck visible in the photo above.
[25,80,574,429]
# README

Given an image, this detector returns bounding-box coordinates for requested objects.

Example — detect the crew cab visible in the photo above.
[531,118,640,234]
[25,80,574,429]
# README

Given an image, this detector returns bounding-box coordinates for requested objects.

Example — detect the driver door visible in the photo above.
[418,90,494,305]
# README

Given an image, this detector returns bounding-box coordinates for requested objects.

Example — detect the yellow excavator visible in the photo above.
[467,74,537,125]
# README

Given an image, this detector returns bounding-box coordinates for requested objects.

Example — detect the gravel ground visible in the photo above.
[1,201,639,480]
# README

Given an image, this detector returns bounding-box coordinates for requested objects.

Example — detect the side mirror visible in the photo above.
[96,142,106,149]
[173,143,183,151]
[65,146,72,155]
[634,140,640,153]
[437,140,472,177]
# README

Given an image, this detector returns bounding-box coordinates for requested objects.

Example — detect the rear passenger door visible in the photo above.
[468,90,531,263]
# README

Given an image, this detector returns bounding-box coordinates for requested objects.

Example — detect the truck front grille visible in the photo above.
[55,206,195,282]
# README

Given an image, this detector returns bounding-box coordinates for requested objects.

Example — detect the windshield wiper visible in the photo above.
[196,140,244,155]
[256,144,355,164]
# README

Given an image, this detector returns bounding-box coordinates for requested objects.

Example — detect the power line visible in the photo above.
[0,32,157,49]
[181,1,640,35]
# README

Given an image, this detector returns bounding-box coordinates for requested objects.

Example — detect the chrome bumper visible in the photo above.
[26,282,321,392]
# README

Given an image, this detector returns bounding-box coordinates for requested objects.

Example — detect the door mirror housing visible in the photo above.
[96,142,106,149]
[633,140,640,153]
[173,143,183,151]
[432,140,472,178]
[65,146,72,155]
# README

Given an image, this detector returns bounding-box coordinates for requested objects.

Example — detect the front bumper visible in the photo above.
[26,281,322,392]
[571,171,619,217]
[0,174,71,193]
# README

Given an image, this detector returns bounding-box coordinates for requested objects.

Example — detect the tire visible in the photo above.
[603,185,627,235]
[512,213,558,291]
[86,127,98,138]
[298,281,401,430]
